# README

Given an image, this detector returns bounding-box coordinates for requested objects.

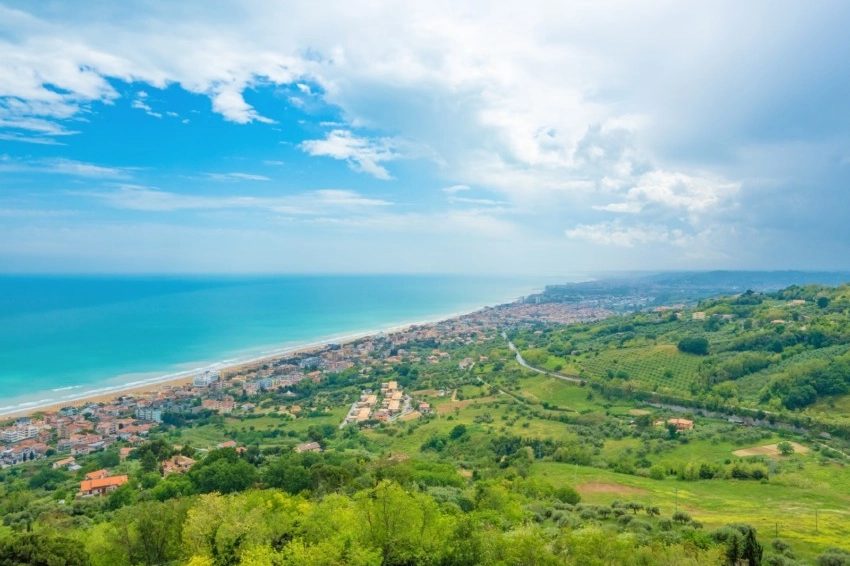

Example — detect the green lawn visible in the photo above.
[531,460,850,561]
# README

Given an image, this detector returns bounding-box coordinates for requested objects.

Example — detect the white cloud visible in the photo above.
[0,132,64,145]
[131,98,162,118]
[74,185,392,214]
[1,2,848,271]
[442,185,470,194]
[210,83,275,124]
[203,172,272,182]
[565,221,685,248]
[0,156,131,178]
[448,196,507,207]
[300,130,402,180]
[313,189,391,207]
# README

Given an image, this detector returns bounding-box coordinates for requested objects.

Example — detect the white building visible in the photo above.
[1,425,40,444]
[193,370,220,388]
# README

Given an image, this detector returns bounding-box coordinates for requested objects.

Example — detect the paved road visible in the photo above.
[503,332,585,385]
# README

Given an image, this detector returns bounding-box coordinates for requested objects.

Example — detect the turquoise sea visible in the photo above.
[0,275,553,416]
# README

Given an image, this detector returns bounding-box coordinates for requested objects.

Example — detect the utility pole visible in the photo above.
[815,509,819,534]
[675,488,679,514]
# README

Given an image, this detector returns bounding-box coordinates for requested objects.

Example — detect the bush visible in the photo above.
[818,547,850,566]
[649,465,665,480]
[678,337,709,356]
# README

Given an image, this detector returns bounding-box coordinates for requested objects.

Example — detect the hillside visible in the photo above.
[513,283,850,436]
[2,283,850,565]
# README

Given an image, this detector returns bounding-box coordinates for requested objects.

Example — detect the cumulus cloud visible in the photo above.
[300,130,402,180]
[1,1,849,270]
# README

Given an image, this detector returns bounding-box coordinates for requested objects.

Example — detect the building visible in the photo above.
[135,407,163,423]
[299,357,323,370]
[79,475,128,497]
[1,424,41,444]
[53,457,76,469]
[201,399,235,414]
[161,455,196,476]
[294,442,321,453]
[85,469,110,480]
[193,370,220,388]
[667,418,694,431]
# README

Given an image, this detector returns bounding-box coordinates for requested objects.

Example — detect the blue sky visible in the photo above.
[1,1,850,274]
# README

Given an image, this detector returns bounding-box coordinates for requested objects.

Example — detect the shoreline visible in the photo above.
[0,304,501,421]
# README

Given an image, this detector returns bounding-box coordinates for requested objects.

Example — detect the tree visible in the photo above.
[678,337,710,356]
[141,451,159,474]
[818,296,830,308]
[553,486,581,505]
[190,457,257,494]
[28,468,67,491]
[777,441,795,456]
[450,424,468,440]
[0,533,90,566]
[356,480,447,565]
[263,457,312,494]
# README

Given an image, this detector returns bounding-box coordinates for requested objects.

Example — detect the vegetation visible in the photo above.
[2,282,850,564]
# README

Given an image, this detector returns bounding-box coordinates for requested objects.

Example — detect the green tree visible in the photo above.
[776,441,795,456]
[450,424,468,439]
[190,457,257,494]
[356,480,448,565]
[0,533,90,566]
[263,457,312,494]
[678,337,710,356]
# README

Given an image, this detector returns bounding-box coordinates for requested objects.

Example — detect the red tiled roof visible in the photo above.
[80,475,128,492]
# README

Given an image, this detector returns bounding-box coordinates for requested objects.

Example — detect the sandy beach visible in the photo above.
[0,310,473,422]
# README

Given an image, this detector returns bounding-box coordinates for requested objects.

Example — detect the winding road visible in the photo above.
[503,331,586,385]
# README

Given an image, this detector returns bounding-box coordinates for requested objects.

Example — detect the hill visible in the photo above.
[2,281,850,565]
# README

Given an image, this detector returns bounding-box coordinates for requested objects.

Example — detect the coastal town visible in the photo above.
[0,300,610,496]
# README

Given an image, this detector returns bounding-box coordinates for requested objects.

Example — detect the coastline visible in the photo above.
[0,304,497,421]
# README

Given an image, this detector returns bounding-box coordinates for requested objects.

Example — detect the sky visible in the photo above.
[1,1,850,275]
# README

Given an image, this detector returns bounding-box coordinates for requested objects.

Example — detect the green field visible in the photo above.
[575,344,706,393]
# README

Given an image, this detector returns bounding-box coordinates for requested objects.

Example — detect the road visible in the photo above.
[503,331,585,385]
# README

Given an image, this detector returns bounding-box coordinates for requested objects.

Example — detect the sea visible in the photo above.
[0,274,566,417]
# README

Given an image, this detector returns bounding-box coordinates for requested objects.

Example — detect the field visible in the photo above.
[380,364,850,561]
[532,462,850,558]
[575,344,706,393]
[733,442,809,457]
[174,407,349,450]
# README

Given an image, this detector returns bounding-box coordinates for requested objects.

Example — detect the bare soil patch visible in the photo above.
[411,389,442,397]
[732,442,809,457]
[436,395,501,414]
[577,482,649,496]
[398,410,421,422]
[628,409,651,416]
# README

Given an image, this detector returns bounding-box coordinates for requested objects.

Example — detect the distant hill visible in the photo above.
[530,270,850,308]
